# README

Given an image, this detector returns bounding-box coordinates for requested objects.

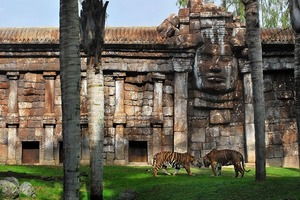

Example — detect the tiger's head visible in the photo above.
[203,155,211,168]
[189,155,203,168]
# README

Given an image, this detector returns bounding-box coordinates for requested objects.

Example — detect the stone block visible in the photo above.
[190,142,202,151]
[203,142,216,150]
[209,110,231,125]
[282,130,298,144]
[207,127,220,137]
[266,158,283,167]
[142,106,152,116]
[104,137,114,145]
[104,145,114,153]
[125,105,135,116]
[27,120,42,128]
[163,118,173,128]
[105,128,115,137]
[229,136,243,145]
[106,153,115,165]
[191,128,205,142]
[144,83,154,91]
[163,128,173,136]
[216,136,230,146]
[134,106,142,115]
[0,144,7,162]
[124,100,133,106]
[283,143,299,156]
[125,83,139,91]
[162,94,173,107]
[163,85,173,94]
[162,135,173,146]
[220,128,231,137]
[163,107,173,116]
[125,91,138,100]
[174,131,188,153]
[190,19,201,32]
[0,82,9,89]
[143,91,153,100]
[190,119,208,128]
[283,156,299,168]
[162,146,173,152]
[35,128,43,137]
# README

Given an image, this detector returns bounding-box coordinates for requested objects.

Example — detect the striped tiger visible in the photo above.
[151,151,200,177]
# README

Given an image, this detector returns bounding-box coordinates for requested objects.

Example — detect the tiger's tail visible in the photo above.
[241,154,251,173]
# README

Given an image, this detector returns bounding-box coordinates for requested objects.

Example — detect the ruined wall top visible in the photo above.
[0,0,295,48]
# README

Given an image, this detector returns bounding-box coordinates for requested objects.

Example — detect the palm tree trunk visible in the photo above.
[289,0,300,168]
[242,0,266,181]
[87,58,105,200]
[60,0,81,199]
[295,34,300,168]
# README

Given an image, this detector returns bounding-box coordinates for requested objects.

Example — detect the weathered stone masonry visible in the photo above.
[0,0,299,167]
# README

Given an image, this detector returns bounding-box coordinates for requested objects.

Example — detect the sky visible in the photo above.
[0,0,221,27]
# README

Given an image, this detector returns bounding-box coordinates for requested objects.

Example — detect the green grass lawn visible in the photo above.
[0,165,299,200]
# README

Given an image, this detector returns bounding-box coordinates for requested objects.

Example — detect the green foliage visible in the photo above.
[223,0,290,28]
[0,165,299,200]
[223,0,246,23]
[261,0,290,28]
[176,0,188,8]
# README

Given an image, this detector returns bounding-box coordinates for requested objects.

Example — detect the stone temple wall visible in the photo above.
[0,0,299,168]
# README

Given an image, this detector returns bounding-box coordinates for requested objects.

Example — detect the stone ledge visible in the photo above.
[113,113,127,125]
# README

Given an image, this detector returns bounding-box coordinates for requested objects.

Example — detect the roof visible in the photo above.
[0,27,295,45]
[261,28,294,44]
[0,27,166,45]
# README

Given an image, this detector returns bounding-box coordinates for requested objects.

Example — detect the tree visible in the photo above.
[60,0,81,199]
[80,0,108,199]
[177,0,188,7]
[242,0,266,181]
[261,0,290,28]
[289,0,300,168]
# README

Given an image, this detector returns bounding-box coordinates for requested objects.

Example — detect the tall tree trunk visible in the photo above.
[289,0,300,168]
[60,0,81,199]
[295,34,300,168]
[79,1,108,199]
[87,58,105,200]
[242,0,266,181]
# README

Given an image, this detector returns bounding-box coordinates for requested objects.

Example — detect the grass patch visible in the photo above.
[0,164,299,200]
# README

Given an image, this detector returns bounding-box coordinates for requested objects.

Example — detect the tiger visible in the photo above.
[203,149,250,177]
[150,151,201,177]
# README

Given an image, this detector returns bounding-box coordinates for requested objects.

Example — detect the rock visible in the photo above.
[3,177,19,187]
[117,189,137,200]
[19,182,36,198]
[0,180,19,199]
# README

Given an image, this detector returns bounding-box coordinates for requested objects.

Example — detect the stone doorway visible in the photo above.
[22,141,39,164]
[128,141,148,162]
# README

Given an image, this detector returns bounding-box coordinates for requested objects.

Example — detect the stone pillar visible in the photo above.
[173,59,191,153]
[243,73,255,162]
[43,72,56,165]
[151,73,165,155]
[113,72,127,165]
[6,72,19,164]
[80,72,89,164]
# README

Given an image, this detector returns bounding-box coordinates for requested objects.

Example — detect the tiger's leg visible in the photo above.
[184,165,193,176]
[211,162,217,176]
[233,164,239,177]
[237,163,244,177]
[162,164,171,175]
[216,163,222,176]
[172,165,180,176]
[153,167,158,177]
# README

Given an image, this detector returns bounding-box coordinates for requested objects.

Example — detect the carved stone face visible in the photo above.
[194,43,238,94]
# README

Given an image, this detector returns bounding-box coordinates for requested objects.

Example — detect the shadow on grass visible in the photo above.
[103,166,300,200]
